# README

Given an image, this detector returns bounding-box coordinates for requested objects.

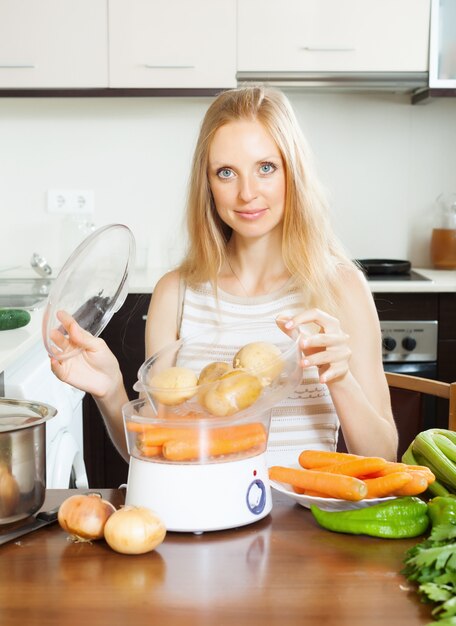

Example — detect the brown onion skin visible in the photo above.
[103,506,166,555]
[58,493,116,541]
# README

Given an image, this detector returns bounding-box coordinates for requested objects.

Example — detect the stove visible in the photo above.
[381,320,438,363]
[355,259,431,282]
[366,269,431,282]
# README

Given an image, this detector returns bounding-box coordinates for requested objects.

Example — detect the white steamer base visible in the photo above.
[125,453,272,533]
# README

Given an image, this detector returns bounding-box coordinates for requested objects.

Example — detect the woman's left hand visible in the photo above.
[277,309,352,384]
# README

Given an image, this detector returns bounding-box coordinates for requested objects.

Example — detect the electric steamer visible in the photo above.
[41,225,302,533]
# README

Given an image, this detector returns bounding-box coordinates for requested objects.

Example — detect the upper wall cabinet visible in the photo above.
[429,0,456,88]
[238,0,431,73]
[109,0,237,88]
[0,0,108,88]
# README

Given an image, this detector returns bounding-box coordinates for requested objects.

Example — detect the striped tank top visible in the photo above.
[178,279,340,467]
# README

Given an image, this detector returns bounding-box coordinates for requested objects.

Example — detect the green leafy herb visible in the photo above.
[402,521,456,625]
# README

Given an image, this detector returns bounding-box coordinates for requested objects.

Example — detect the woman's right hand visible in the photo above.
[49,310,123,399]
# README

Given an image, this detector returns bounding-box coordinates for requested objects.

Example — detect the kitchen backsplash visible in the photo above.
[1,92,455,273]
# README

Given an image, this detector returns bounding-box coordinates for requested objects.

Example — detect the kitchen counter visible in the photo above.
[0,488,432,626]
[129,267,456,294]
[0,306,44,374]
[1,267,454,375]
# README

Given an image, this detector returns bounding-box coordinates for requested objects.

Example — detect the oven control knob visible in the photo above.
[402,336,417,351]
[382,336,396,351]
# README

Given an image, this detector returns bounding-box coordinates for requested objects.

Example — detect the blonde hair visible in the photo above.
[178,85,352,311]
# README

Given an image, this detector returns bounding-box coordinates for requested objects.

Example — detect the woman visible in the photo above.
[51,85,398,465]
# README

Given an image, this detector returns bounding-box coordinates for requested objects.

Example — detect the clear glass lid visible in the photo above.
[42,224,136,360]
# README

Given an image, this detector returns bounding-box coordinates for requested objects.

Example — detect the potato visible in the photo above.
[233,341,284,386]
[0,464,20,518]
[201,369,262,417]
[198,361,233,386]
[148,366,198,406]
[197,361,233,405]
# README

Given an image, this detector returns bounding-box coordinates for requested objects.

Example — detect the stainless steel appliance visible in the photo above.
[381,320,438,374]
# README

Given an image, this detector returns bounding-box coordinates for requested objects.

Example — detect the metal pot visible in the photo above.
[0,398,56,525]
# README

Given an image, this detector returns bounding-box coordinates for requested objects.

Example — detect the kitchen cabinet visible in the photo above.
[108,0,236,88]
[373,292,456,457]
[0,0,108,88]
[429,0,456,88]
[0,0,235,93]
[437,293,456,426]
[371,290,456,400]
[237,0,431,74]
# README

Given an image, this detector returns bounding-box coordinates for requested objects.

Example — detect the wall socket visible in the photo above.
[47,189,94,214]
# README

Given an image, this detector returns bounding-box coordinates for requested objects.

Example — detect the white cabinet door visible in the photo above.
[109,0,236,88]
[0,0,108,88]
[238,0,430,73]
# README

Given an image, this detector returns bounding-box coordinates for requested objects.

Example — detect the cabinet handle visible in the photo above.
[144,64,195,69]
[0,64,35,69]
[299,47,355,52]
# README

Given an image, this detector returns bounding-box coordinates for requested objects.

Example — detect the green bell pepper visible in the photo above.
[427,495,456,528]
[310,496,429,539]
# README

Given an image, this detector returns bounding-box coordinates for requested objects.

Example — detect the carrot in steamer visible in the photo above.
[163,430,266,461]
[269,466,368,501]
[139,426,196,447]
[139,445,163,457]
[136,422,266,447]
[127,422,152,434]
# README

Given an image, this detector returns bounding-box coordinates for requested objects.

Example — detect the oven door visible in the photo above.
[384,361,438,458]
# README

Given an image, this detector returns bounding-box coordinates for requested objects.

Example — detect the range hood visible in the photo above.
[236,71,429,95]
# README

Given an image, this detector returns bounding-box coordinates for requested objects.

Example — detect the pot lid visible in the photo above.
[356,259,411,276]
[0,398,57,432]
[42,224,135,361]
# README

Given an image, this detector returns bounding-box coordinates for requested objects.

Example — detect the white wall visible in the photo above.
[1,91,455,275]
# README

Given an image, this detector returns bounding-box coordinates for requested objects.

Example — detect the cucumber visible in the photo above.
[0,309,31,331]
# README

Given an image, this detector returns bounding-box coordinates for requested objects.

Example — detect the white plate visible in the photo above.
[270,479,397,512]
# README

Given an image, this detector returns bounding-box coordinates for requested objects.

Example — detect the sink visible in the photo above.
[0,278,53,310]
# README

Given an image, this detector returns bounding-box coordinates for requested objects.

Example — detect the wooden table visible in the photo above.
[0,489,432,626]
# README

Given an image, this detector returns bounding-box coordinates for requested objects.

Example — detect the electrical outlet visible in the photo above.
[47,190,94,214]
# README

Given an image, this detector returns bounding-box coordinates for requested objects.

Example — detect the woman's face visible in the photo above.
[208,119,286,240]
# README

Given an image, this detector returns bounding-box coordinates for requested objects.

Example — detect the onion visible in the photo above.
[103,506,166,555]
[58,493,116,541]
[0,463,20,518]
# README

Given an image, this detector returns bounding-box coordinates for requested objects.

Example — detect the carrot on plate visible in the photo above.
[315,456,387,478]
[363,472,412,498]
[298,450,360,469]
[362,462,435,485]
[392,471,429,496]
[269,466,368,501]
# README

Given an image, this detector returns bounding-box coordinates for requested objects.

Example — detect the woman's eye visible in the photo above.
[217,168,234,179]
[259,162,276,175]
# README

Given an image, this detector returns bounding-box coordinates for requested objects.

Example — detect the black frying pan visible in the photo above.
[355,259,411,276]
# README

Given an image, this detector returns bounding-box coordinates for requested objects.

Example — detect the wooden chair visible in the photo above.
[385,372,456,432]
